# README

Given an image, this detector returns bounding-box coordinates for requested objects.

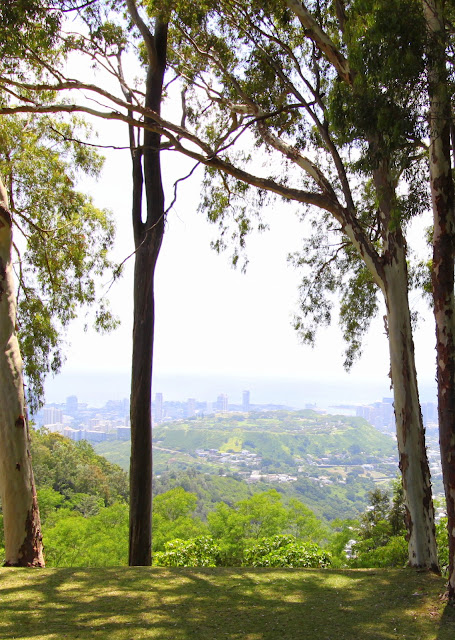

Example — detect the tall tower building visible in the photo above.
[154,392,163,422]
[242,390,250,413]
[66,395,78,416]
[186,398,196,418]
[216,393,228,412]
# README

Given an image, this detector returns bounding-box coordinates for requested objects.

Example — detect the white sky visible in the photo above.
[43,114,438,407]
[43,47,438,407]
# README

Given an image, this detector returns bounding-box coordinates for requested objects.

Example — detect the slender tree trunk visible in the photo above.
[371,161,438,570]
[129,219,162,566]
[0,178,43,567]
[383,246,439,570]
[128,16,168,566]
[423,0,455,599]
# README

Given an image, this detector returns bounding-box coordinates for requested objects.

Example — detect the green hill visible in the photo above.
[95,411,398,521]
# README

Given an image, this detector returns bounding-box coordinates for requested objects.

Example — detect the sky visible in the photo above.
[43,53,439,409]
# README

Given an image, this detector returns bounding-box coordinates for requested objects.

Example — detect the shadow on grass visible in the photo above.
[0,567,454,640]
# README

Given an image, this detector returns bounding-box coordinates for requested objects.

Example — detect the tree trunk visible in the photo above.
[383,244,439,570]
[129,221,162,566]
[423,0,455,600]
[371,160,438,570]
[0,179,44,567]
[128,16,168,566]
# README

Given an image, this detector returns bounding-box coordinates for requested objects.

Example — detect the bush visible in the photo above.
[349,535,408,568]
[436,518,449,576]
[243,535,332,568]
[153,536,221,567]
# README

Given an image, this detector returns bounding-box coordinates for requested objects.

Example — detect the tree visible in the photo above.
[0,1,118,565]
[121,0,169,566]
[152,487,207,550]
[421,0,455,600]
[0,0,65,570]
[349,484,408,568]
[0,176,43,565]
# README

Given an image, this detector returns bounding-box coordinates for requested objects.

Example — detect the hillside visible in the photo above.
[95,411,398,521]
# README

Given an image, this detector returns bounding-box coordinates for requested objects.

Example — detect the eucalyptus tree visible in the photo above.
[0,0,439,569]
[0,110,116,566]
[0,1,116,566]
[0,0,63,568]
[421,0,455,600]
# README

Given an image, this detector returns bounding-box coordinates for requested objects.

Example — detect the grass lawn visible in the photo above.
[0,567,454,640]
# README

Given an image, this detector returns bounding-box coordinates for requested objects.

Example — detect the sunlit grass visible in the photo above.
[0,567,454,639]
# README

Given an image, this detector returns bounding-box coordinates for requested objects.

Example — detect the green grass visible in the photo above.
[0,568,454,639]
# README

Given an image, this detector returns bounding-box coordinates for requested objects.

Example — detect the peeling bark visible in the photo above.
[383,252,438,570]
[371,159,438,570]
[423,0,455,601]
[0,179,44,567]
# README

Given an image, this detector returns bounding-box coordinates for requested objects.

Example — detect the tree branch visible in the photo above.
[286,0,354,84]
[125,0,157,70]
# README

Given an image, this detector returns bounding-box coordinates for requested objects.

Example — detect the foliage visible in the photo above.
[436,517,449,576]
[243,534,331,568]
[0,1,61,64]
[207,489,329,565]
[207,490,289,564]
[0,113,118,410]
[30,429,129,509]
[43,503,129,567]
[153,536,221,567]
[152,487,208,551]
[347,483,408,568]
[349,535,408,569]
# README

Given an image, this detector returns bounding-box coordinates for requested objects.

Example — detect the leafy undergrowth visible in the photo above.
[0,567,454,639]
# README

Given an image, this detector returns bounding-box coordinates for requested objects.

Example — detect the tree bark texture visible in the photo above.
[370,163,439,570]
[423,0,455,599]
[128,16,168,567]
[383,249,439,570]
[0,179,44,567]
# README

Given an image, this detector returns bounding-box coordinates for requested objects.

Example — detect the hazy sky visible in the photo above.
[43,73,438,408]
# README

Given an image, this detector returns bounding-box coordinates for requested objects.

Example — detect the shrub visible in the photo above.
[436,518,449,576]
[153,536,221,567]
[243,535,332,568]
[349,535,408,568]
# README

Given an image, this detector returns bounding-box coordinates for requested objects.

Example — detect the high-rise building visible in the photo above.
[42,406,63,426]
[154,392,163,422]
[66,395,78,416]
[186,398,196,418]
[216,393,228,412]
[242,390,250,412]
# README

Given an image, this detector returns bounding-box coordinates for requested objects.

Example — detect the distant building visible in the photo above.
[66,395,78,416]
[356,397,394,432]
[186,398,196,418]
[421,402,437,426]
[42,406,63,426]
[45,423,64,434]
[242,390,250,413]
[216,393,228,412]
[117,426,131,440]
[154,392,163,422]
